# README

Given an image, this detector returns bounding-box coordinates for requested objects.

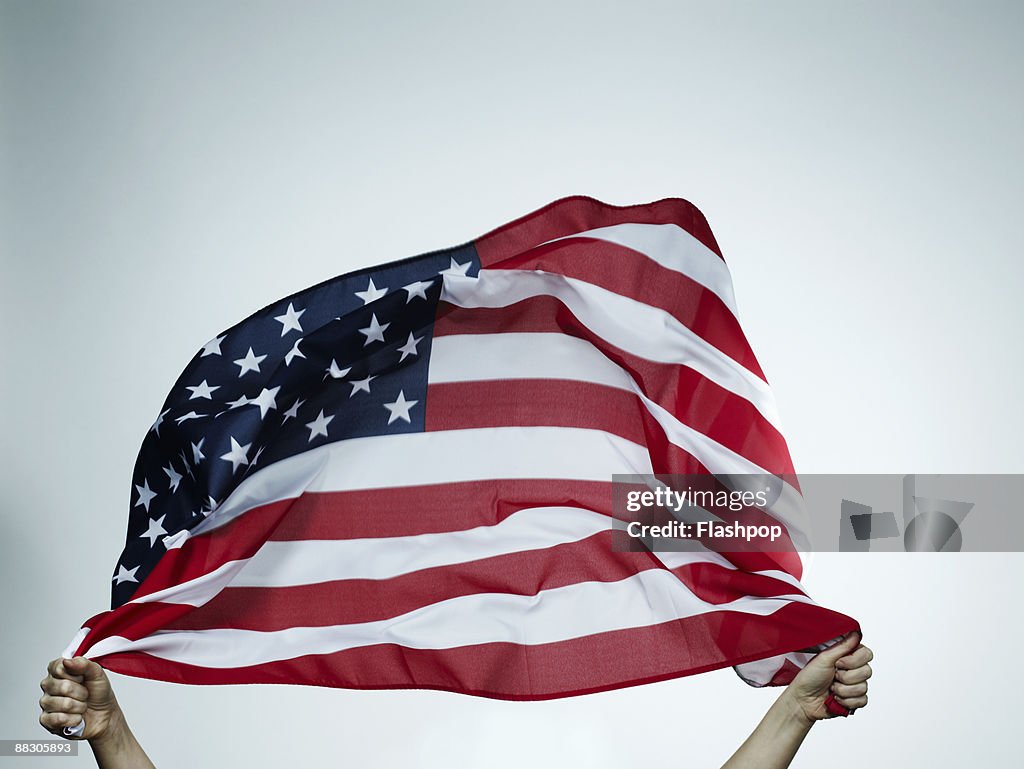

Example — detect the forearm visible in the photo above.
[720,689,814,769]
[88,711,156,769]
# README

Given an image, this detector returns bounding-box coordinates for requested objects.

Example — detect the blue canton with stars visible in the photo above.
[113,241,481,608]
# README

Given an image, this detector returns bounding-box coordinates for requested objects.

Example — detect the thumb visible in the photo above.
[63,656,105,682]
[811,631,861,667]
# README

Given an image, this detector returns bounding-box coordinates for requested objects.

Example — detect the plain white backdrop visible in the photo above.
[2,2,1022,766]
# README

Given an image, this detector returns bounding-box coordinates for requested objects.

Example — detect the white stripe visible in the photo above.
[441,270,777,426]
[735,652,811,687]
[235,506,605,586]
[429,332,631,390]
[134,511,744,608]
[84,569,813,666]
[656,553,808,598]
[538,222,739,315]
[186,426,653,538]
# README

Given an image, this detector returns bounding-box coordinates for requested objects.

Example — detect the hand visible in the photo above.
[785,632,873,723]
[39,657,123,741]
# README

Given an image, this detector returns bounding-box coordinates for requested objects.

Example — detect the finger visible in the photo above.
[836,663,873,685]
[830,681,868,698]
[40,677,89,700]
[64,656,105,683]
[46,658,84,684]
[814,631,862,666]
[835,693,868,710]
[39,695,87,715]
[39,712,83,732]
[837,645,874,670]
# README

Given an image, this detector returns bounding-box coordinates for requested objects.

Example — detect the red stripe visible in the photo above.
[87,601,857,699]
[474,196,724,267]
[432,299,793,478]
[425,378,767,475]
[273,479,613,539]
[127,481,613,602]
[483,237,764,379]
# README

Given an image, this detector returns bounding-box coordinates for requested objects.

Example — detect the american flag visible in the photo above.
[64,196,858,698]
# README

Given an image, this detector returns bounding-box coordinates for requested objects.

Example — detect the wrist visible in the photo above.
[776,688,816,732]
[87,704,129,750]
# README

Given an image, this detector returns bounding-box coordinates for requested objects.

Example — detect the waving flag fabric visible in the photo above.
[63,196,858,699]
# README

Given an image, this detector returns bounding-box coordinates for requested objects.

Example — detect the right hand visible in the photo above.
[785,632,873,723]
[39,656,121,741]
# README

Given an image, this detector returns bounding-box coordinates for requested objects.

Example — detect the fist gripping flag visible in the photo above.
[64,197,858,699]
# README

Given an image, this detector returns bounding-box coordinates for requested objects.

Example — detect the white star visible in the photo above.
[248,386,281,419]
[162,462,183,492]
[226,394,250,409]
[274,302,305,336]
[186,379,220,400]
[233,347,267,377]
[284,337,305,366]
[191,438,206,464]
[174,410,204,425]
[178,449,193,478]
[439,257,471,277]
[220,436,251,473]
[325,359,351,380]
[201,335,226,357]
[134,480,157,512]
[396,332,423,362]
[402,279,433,302]
[358,313,390,346]
[349,374,376,397]
[283,398,304,421]
[204,496,220,516]
[355,278,389,305]
[150,408,170,437]
[141,515,167,546]
[305,409,334,442]
[113,564,139,585]
[383,390,419,425]
[251,445,265,466]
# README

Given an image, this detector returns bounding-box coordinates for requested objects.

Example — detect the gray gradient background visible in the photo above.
[2,1,1022,766]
